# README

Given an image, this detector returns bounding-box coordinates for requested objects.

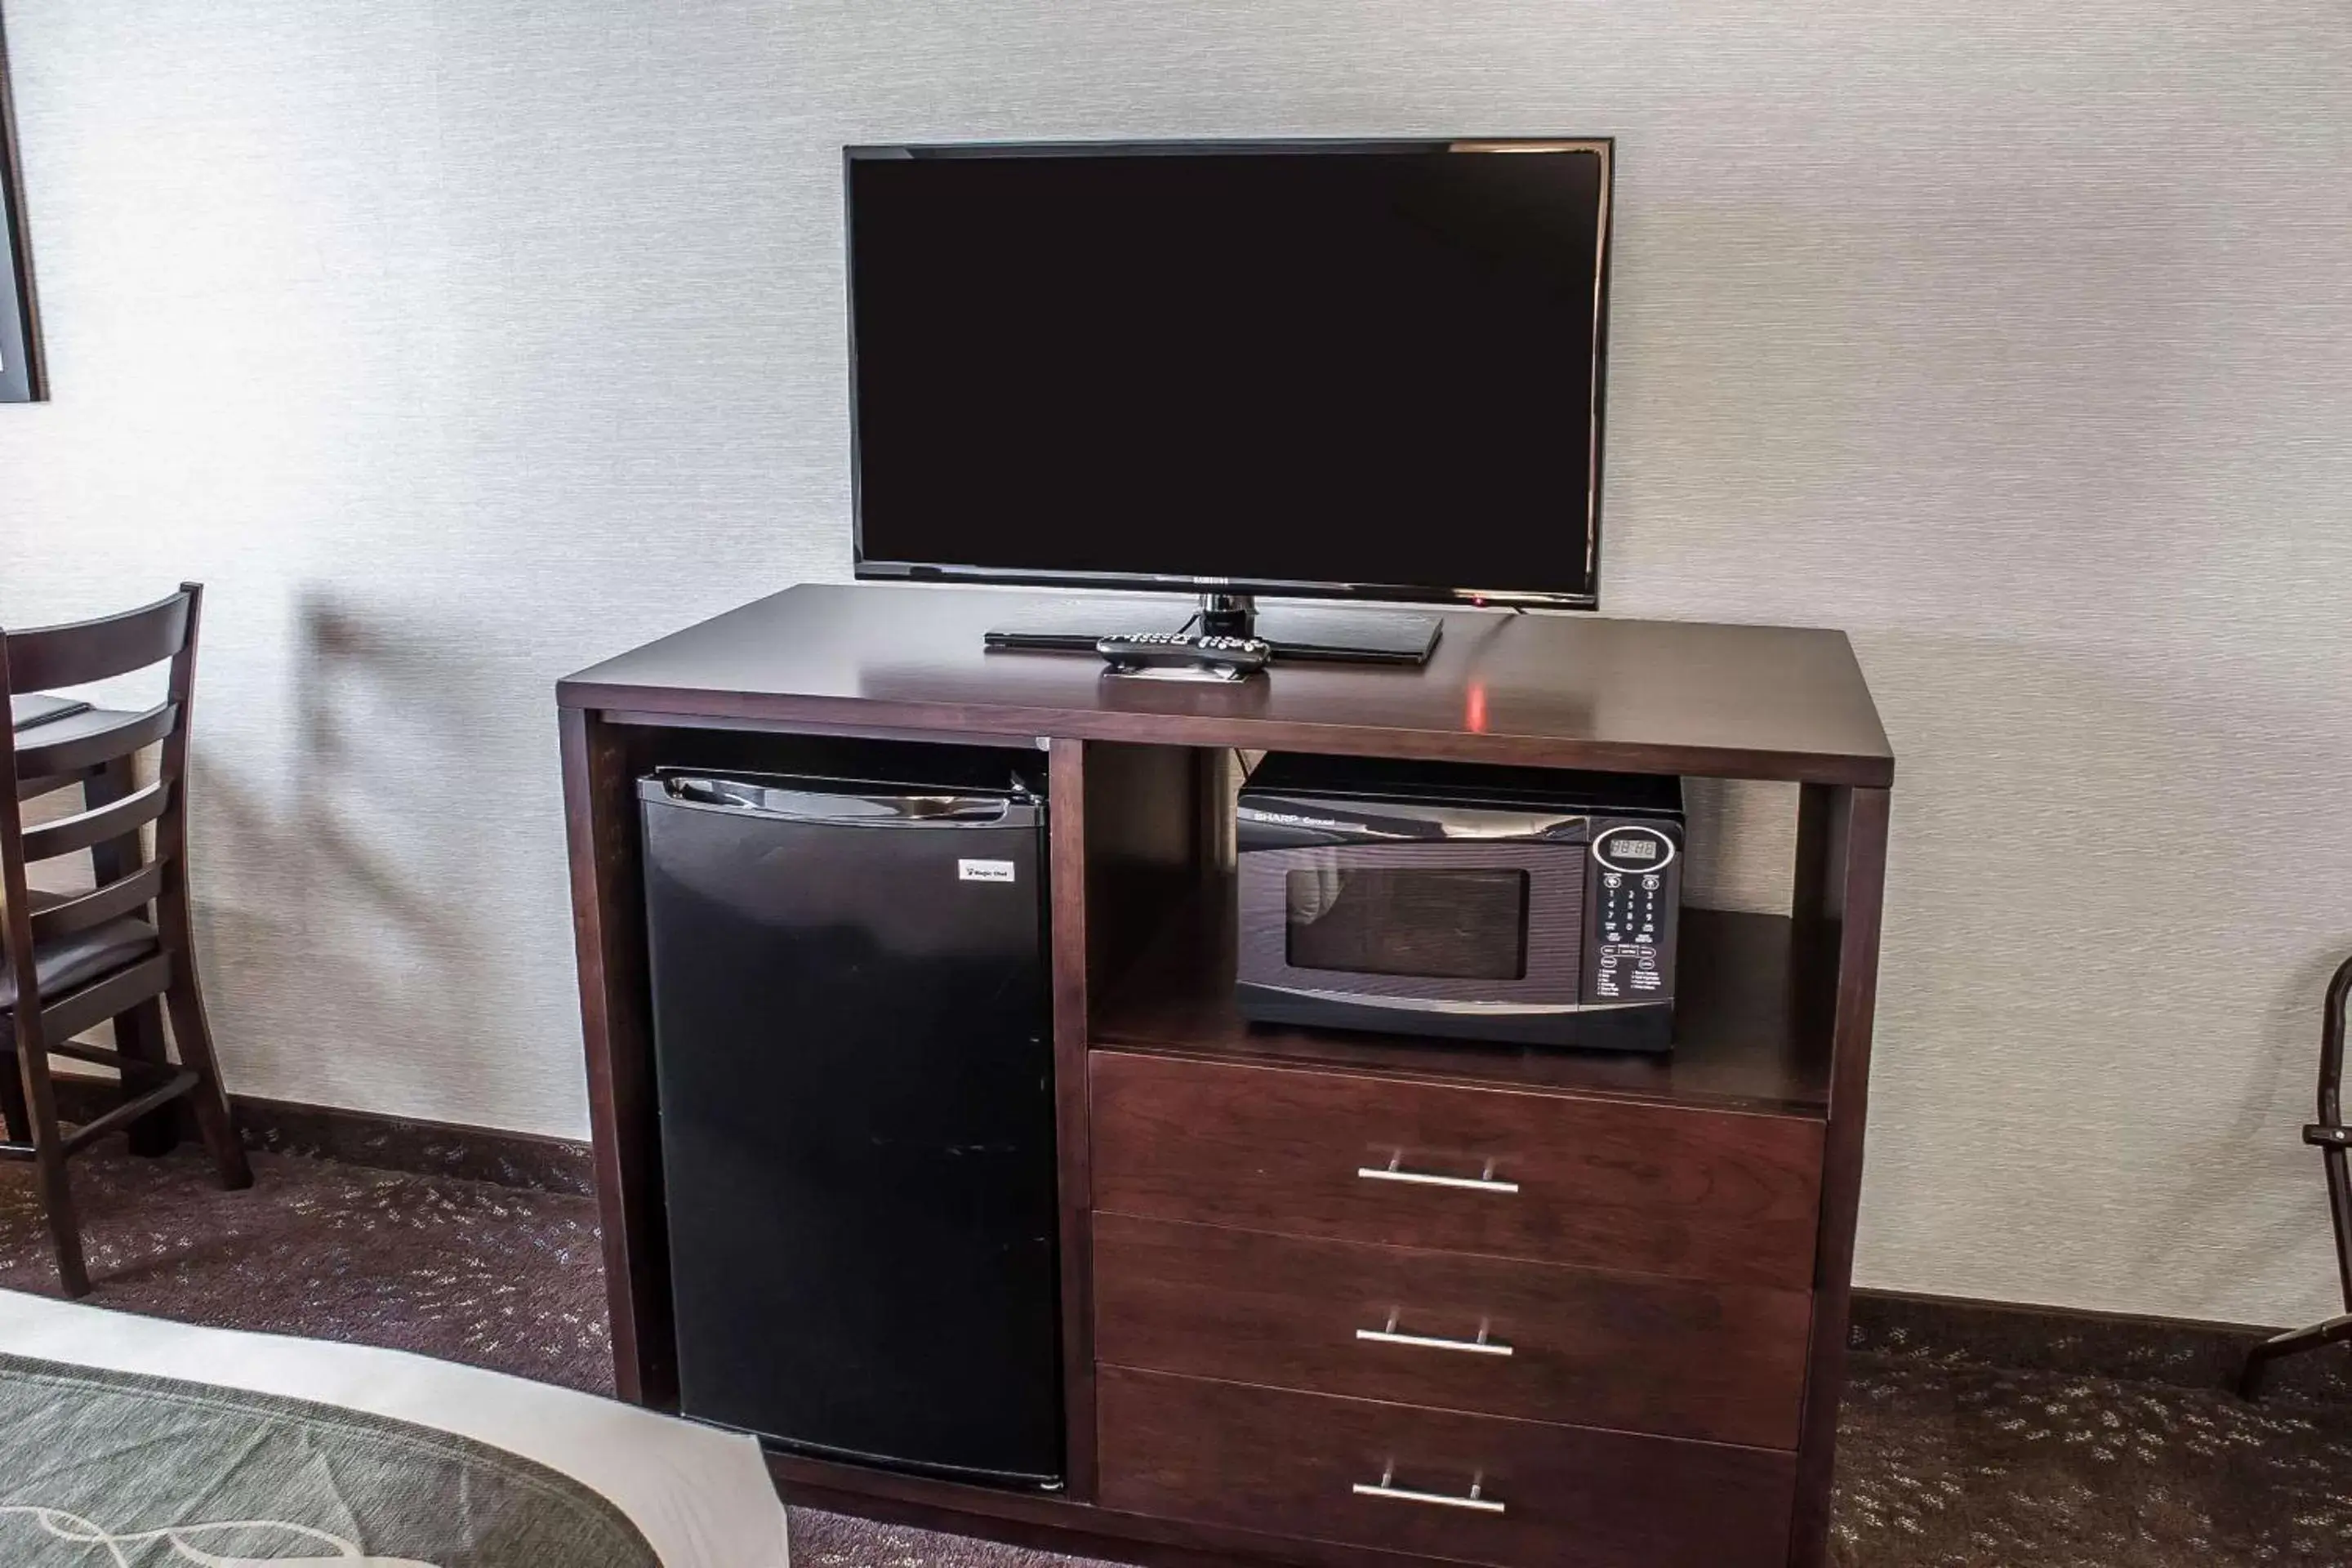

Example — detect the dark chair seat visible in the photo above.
[0,890,160,1013]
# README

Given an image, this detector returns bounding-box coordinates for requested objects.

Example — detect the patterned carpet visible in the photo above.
[2,1144,2349,1566]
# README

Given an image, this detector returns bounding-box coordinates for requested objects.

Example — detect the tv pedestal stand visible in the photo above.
[1194,591,1257,639]
[984,590,1445,666]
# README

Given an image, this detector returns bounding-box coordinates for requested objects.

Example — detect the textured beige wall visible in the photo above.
[2,2,2348,1327]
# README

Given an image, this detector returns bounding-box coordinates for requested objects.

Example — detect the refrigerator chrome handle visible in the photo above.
[661,775,1022,826]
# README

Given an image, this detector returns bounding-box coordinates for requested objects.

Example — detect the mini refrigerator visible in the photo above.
[639,753,1062,1488]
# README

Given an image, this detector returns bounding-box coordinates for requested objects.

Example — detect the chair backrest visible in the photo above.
[0,584,203,1005]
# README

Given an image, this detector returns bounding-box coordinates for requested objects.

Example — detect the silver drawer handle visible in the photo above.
[1352,1462,1505,1516]
[1357,1307,1513,1358]
[1356,1151,1519,1194]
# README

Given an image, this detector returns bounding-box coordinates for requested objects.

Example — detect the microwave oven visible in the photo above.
[1234,753,1684,1052]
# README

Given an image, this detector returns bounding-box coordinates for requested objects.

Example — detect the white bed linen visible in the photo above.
[0,1287,790,1567]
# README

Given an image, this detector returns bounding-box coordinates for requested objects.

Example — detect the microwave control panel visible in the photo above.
[1585,821,1682,1006]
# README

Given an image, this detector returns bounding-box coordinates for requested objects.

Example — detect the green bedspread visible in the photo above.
[0,1350,662,1566]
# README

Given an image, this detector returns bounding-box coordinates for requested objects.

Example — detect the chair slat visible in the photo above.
[20,779,170,864]
[25,859,166,942]
[42,1036,185,1080]
[40,1034,139,1071]
[35,952,172,1045]
[62,1069,198,1155]
[2,590,193,691]
[16,768,96,803]
[12,703,178,785]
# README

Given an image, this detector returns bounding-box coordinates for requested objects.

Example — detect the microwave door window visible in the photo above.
[1284,867,1530,981]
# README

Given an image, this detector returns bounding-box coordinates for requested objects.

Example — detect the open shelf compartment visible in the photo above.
[1072,740,1837,1120]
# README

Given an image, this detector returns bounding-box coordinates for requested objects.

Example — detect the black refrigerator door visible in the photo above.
[640,772,1062,1487]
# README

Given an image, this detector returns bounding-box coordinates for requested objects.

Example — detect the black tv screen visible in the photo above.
[847,140,1611,608]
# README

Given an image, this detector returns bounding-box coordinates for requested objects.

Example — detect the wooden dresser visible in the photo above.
[559,582,1892,1568]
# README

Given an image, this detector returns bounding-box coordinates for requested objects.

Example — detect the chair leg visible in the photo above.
[13,1042,90,1297]
[32,1145,91,1298]
[114,998,181,1157]
[84,751,180,1158]
[0,1041,28,1146]
[161,966,252,1192]
[2239,1312,2352,1398]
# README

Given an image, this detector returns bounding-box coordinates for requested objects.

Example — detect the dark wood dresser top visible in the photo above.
[559,583,1892,785]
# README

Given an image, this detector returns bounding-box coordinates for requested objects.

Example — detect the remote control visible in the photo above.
[1097,630,1272,681]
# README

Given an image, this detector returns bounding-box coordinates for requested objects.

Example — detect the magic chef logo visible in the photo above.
[957,858,1018,883]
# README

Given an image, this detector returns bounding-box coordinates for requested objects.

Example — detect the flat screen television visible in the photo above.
[844,139,1613,647]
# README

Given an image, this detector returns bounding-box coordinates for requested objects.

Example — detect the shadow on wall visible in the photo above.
[191,590,519,1122]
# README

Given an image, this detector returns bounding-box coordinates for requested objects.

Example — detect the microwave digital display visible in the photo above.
[1285,867,1530,982]
[1609,839,1659,859]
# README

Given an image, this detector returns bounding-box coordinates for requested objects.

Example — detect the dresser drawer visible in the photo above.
[1098,1366,1796,1568]
[1093,1213,1811,1448]
[1090,1053,1824,1288]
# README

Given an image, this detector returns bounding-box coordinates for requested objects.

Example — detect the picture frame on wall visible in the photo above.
[0,11,45,404]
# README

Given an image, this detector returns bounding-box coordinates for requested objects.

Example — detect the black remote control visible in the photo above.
[1097,631,1272,681]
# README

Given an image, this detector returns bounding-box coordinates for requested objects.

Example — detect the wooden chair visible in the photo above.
[0,583,252,1297]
